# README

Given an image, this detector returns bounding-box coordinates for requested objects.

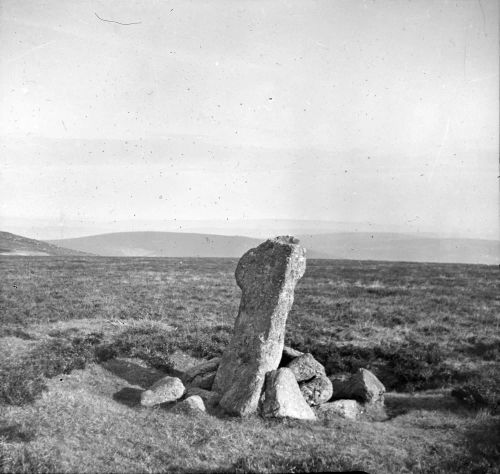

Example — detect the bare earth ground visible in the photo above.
[0,256,499,473]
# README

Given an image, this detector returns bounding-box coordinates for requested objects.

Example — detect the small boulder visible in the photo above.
[300,375,333,406]
[185,387,222,408]
[286,353,326,382]
[261,368,316,420]
[331,368,385,404]
[140,376,185,407]
[317,400,363,420]
[171,395,206,414]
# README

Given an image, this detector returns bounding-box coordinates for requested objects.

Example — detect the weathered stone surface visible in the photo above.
[280,346,304,366]
[185,387,222,408]
[171,395,206,414]
[287,353,326,382]
[317,400,363,420]
[140,376,185,407]
[331,368,385,404]
[181,357,220,390]
[181,358,220,384]
[190,371,217,390]
[213,237,306,416]
[261,368,316,420]
[300,374,333,406]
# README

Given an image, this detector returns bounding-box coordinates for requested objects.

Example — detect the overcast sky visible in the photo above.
[0,0,498,240]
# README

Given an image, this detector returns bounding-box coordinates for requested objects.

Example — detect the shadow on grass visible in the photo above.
[101,358,166,389]
[112,387,180,411]
[112,387,144,407]
[439,414,500,472]
[0,424,35,443]
[384,391,464,419]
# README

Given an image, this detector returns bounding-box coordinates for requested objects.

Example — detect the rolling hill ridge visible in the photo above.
[48,231,499,264]
[0,231,92,256]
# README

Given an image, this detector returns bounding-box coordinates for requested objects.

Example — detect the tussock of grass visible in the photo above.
[451,366,500,413]
[0,420,59,474]
[0,442,60,474]
[100,324,232,371]
[0,332,111,405]
[438,414,500,473]
[230,446,364,473]
[0,327,35,340]
[286,335,461,391]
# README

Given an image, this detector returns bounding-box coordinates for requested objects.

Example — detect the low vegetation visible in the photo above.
[0,256,498,472]
[0,333,109,405]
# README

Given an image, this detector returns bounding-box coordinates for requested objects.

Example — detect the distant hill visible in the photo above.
[47,232,265,258]
[297,233,499,265]
[47,231,498,264]
[0,231,92,256]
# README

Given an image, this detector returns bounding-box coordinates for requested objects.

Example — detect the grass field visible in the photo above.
[1,256,499,473]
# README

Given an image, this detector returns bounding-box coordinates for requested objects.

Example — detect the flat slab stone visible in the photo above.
[190,371,217,390]
[181,358,220,390]
[261,368,316,420]
[182,358,220,383]
[213,237,306,416]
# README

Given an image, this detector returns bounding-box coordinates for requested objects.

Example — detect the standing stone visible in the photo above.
[261,368,316,420]
[213,236,306,416]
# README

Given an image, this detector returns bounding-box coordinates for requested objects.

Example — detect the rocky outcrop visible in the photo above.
[213,237,306,416]
[140,376,185,407]
[261,368,316,420]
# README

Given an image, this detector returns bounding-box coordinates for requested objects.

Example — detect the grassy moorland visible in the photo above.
[0,256,499,473]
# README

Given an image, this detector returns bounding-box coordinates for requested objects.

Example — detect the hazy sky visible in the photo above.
[0,0,498,239]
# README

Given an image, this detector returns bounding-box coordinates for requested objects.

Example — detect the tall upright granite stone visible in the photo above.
[213,236,306,416]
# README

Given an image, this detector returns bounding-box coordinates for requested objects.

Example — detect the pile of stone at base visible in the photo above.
[139,236,386,421]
